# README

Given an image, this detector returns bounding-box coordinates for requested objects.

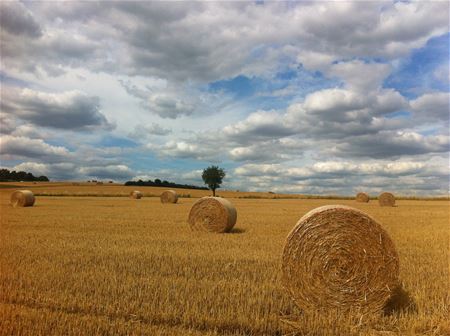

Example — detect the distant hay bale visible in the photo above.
[355,192,369,203]
[281,205,399,313]
[188,197,237,233]
[130,190,143,199]
[10,190,35,208]
[378,192,395,207]
[96,181,103,185]
[160,190,178,204]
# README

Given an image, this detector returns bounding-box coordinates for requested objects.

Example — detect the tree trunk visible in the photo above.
[212,188,216,196]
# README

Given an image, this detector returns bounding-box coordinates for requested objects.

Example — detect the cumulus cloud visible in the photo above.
[1,1,448,194]
[150,140,219,161]
[411,92,450,122]
[0,115,17,135]
[223,111,294,143]
[146,93,195,119]
[0,2,42,38]
[79,165,134,180]
[330,131,449,158]
[12,162,77,180]
[0,135,71,161]
[130,123,172,138]
[234,159,449,195]
[1,87,113,130]
[327,61,392,92]
[3,1,447,81]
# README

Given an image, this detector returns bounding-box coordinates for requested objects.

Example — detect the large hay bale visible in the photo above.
[10,190,35,208]
[130,190,143,199]
[188,197,237,233]
[355,192,369,203]
[160,190,178,204]
[379,192,395,207]
[281,205,399,313]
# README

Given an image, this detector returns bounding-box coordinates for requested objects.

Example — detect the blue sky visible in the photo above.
[0,1,449,195]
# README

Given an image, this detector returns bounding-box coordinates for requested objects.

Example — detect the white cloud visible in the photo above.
[0,135,71,160]
[233,158,449,195]
[130,123,172,138]
[327,61,392,92]
[79,165,134,180]
[223,111,294,143]
[12,162,76,180]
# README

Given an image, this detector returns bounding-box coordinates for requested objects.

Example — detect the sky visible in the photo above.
[0,0,449,196]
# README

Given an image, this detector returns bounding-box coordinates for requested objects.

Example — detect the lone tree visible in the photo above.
[202,165,225,197]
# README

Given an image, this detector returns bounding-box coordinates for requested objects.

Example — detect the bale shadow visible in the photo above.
[383,285,417,315]
[228,227,246,234]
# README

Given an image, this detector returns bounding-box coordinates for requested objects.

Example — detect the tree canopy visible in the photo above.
[0,169,49,182]
[202,166,225,196]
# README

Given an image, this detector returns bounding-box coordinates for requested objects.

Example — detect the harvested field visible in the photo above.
[0,184,449,335]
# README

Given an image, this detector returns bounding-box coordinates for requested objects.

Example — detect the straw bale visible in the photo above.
[378,192,395,207]
[281,205,399,313]
[188,197,237,233]
[10,190,35,207]
[130,190,143,199]
[160,190,178,203]
[356,192,369,203]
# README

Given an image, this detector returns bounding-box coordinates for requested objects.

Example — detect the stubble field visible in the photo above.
[0,183,448,335]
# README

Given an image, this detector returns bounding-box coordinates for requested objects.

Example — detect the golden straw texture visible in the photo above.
[355,192,369,203]
[10,190,35,208]
[378,192,395,207]
[130,191,143,199]
[281,205,399,313]
[188,197,237,233]
[160,190,178,204]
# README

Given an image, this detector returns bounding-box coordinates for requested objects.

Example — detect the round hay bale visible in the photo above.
[10,190,35,208]
[130,190,143,199]
[188,197,237,233]
[355,192,369,203]
[160,190,178,204]
[379,192,395,207]
[281,205,399,313]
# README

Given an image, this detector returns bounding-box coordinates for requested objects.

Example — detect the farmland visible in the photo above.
[0,183,449,335]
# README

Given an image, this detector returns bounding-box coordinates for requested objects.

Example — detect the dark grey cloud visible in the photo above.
[4,1,446,82]
[411,92,450,123]
[0,2,42,38]
[330,131,449,158]
[1,87,113,130]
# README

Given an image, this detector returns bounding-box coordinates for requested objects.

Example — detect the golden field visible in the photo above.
[0,183,449,335]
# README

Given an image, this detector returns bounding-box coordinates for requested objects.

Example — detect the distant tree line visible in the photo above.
[124,178,208,190]
[0,168,49,182]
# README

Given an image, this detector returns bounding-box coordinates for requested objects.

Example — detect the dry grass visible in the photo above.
[0,184,449,335]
